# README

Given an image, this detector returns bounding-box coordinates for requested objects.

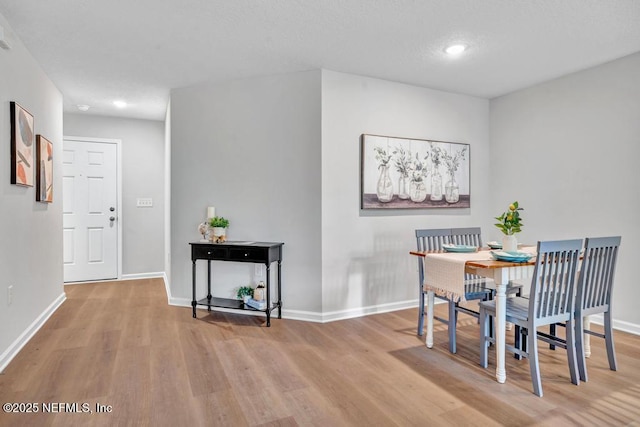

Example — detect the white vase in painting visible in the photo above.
[376,166,393,203]
[502,235,518,252]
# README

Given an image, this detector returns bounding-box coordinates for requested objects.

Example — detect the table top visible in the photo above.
[410,247,537,268]
[190,241,284,248]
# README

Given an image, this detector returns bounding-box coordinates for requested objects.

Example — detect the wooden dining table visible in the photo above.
[410,247,536,384]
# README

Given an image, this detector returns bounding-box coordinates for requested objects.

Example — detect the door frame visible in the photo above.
[63,135,123,281]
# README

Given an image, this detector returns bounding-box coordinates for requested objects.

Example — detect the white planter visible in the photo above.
[502,235,518,252]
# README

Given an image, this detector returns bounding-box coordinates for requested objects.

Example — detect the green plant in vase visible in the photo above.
[209,216,230,243]
[494,201,524,251]
[237,285,254,303]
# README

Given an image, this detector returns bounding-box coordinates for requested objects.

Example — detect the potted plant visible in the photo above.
[208,216,229,243]
[494,201,524,251]
[237,285,254,303]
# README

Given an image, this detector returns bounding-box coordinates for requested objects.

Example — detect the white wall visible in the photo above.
[170,70,322,314]
[490,52,640,329]
[321,70,492,318]
[0,14,64,369]
[63,113,165,275]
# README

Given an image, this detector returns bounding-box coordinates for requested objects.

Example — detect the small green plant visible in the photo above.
[494,201,524,235]
[209,216,229,228]
[236,286,253,299]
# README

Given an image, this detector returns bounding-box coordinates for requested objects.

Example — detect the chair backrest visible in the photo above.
[450,227,483,247]
[415,228,451,252]
[528,239,583,324]
[577,236,621,316]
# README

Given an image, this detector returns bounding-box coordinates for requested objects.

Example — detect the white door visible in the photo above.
[63,139,119,282]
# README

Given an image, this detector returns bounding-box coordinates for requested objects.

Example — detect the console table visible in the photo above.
[190,241,284,326]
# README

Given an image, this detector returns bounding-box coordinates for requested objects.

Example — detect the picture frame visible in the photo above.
[36,135,53,202]
[361,134,470,210]
[10,101,35,187]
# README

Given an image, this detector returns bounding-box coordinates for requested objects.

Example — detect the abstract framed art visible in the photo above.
[10,101,35,187]
[361,134,470,210]
[36,135,53,202]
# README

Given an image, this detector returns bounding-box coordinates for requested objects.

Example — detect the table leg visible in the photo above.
[192,260,197,318]
[426,290,434,348]
[277,260,282,319]
[266,264,271,327]
[493,269,509,384]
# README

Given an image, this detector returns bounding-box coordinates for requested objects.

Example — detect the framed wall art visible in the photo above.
[10,101,35,187]
[361,134,470,210]
[36,135,53,202]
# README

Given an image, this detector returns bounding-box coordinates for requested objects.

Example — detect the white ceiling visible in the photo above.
[1,1,639,121]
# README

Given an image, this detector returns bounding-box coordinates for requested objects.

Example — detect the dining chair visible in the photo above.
[416,227,513,353]
[574,236,621,382]
[479,239,583,397]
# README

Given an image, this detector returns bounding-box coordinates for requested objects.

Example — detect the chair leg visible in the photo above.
[479,307,489,368]
[449,301,457,354]
[604,311,618,371]
[575,313,588,382]
[528,327,543,397]
[565,319,579,386]
[514,325,522,360]
[418,290,425,336]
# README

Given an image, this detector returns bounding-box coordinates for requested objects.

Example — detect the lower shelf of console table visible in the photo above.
[190,241,284,326]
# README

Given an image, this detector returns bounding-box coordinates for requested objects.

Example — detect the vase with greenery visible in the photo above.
[374,146,393,202]
[494,201,524,251]
[209,216,229,242]
[393,145,412,200]
[237,285,254,303]
[442,146,467,204]
[409,152,429,202]
[429,143,443,201]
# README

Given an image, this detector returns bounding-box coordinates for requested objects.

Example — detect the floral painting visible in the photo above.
[36,135,53,202]
[10,102,35,187]
[361,134,470,209]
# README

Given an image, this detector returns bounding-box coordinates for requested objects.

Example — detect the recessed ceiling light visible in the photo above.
[77,104,90,111]
[445,44,467,55]
[113,100,127,108]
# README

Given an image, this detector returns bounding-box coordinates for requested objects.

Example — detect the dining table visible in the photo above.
[410,246,536,384]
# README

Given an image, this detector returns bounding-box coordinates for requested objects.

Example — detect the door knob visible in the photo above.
[110,207,115,212]
[109,216,116,221]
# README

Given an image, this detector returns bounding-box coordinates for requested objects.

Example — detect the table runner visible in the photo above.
[423,247,537,302]
[423,251,495,302]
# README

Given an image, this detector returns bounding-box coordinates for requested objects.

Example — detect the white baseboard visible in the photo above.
[587,314,640,336]
[120,271,165,280]
[0,292,66,373]
[169,297,418,324]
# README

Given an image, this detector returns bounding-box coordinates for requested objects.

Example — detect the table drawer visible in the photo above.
[228,247,266,263]
[192,245,228,260]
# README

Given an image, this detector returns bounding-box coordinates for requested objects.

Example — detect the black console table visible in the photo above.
[190,241,284,326]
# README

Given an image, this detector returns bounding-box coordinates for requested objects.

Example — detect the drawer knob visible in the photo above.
[207,251,211,255]
[244,253,248,257]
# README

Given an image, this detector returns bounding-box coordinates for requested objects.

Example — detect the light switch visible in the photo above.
[137,198,153,207]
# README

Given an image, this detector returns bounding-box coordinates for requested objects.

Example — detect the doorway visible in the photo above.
[62,137,122,282]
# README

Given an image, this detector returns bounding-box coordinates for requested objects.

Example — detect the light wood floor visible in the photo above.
[1,279,639,426]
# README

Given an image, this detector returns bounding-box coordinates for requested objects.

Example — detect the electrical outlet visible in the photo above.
[7,285,13,306]
[255,264,262,277]
[136,198,153,207]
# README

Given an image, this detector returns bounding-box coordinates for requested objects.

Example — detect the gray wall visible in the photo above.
[0,13,64,367]
[490,52,640,329]
[321,70,492,319]
[170,70,322,313]
[63,114,165,275]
